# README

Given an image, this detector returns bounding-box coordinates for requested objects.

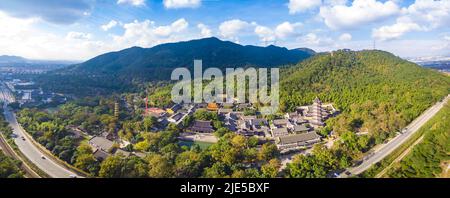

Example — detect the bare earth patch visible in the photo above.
[439,160,450,178]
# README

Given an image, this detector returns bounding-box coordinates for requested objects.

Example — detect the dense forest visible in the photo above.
[0,151,24,178]
[16,96,281,177]
[97,132,281,178]
[35,37,313,96]
[281,50,450,142]
[13,50,450,178]
[0,105,24,178]
[387,102,450,178]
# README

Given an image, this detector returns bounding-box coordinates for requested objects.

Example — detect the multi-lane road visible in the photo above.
[0,83,79,178]
[340,94,450,177]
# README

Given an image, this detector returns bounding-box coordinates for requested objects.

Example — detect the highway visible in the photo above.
[0,83,79,178]
[0,133,40,178]
[340,94,450,178]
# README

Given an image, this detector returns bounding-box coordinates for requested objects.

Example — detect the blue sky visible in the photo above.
[0,0,449,60]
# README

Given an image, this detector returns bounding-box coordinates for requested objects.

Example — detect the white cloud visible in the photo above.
[0,11,109,60]
[445,35,450,42]
[112,18,191,48]
[371,0,450,41]
[275,22,302,38]
[219,19,253,42]
[319,0,400,30]
[299,33,334,46]
[324,0,347,6]
[117,0,146,6]
[163,0,201,9]
[401,0,450,30]
[152,18,188,37]
[254,22,302,44]
[0,11,196,60]
[339,33,352,41]
[288,0,322,14]
[197,23,212,38]
[0,0,92,24]
[372,17,423,41]
[255,25,276,42]
[66,31,92,40]
[101,20,118,31]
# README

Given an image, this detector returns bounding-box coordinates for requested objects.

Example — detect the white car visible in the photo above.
[41,155,46,159]
[401,128,408,134]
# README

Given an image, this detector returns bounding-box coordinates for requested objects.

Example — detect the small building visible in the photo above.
[168,112,184,123]
[218,108,233,115]
[272,119,292,128]
[285,112,299,120]
[250,118,268,129]
[188,120,214,133]
[146,108,166,118]
[207,103,219,111]
[242,116,257,121]
[271,127,289,137]
[166,104,182,114]
[237,103,252,110]
[276,132,321,151]
[292,124,310,133]
[230,112,243,120]
[92,149,110,162]
[89,136,114,152]
[237,119,251,130]
[196,103,208,108]
[294,118,307,125]
[224,118,237,132]
[237,130,265,137]
[222,103,234,109]
[114,149,131,157]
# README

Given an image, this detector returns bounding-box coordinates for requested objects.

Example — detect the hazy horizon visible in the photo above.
[0,0,449,61]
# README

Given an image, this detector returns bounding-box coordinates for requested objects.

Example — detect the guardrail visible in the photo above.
[0,133,42,178]
[18,123,90,178]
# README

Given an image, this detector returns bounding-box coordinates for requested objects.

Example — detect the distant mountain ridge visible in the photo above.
[60,37,315,81]
[0,55,28,63]
[0,55,79,66]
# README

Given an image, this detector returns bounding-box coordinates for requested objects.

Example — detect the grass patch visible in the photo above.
[179,140,213,150]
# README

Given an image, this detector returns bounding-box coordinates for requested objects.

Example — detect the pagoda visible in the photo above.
[310,97,325,126]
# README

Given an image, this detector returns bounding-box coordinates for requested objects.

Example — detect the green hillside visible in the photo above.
[388,101,450,178]
[35,37,314,96]
[280,50,450,142]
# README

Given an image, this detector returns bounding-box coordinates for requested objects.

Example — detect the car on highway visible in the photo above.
[69,175,77,178]
[331,172,340,178]
[21,136,25,141]
[401,128,408,134]
[344,171,351,176]
[41,155,46,159]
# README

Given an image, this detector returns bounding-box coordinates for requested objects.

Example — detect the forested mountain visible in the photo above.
[60,37,314,81]
[280,50,450,144]
[37,37,314,96]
